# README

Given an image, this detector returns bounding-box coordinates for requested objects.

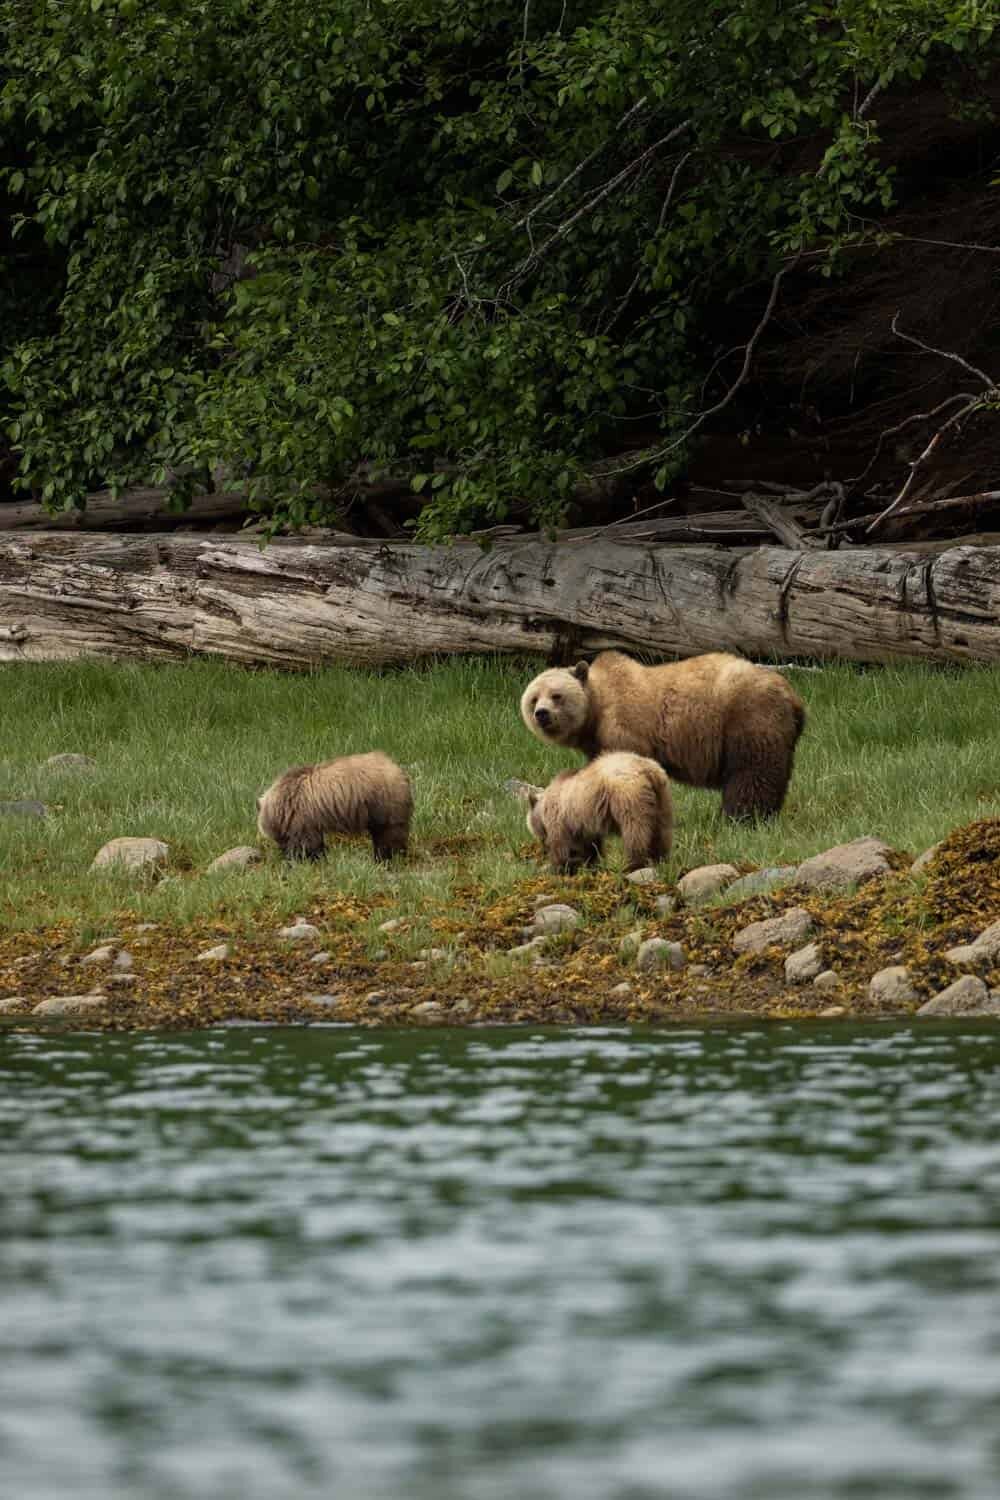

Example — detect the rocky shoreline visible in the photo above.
[4,821,1000,1031]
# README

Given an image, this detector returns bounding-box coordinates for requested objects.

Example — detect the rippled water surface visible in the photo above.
[3,1023,1000,1499]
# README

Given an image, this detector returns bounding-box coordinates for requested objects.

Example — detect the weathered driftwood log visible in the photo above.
[1,531,999,668]
[0,487,251,531]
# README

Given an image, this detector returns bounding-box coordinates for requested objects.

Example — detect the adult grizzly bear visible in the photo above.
[520,651,804,822]
[257,751,412,862]
[522,752,673,874]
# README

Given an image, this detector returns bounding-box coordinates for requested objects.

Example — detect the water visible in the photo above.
[3,1023,1000,1500]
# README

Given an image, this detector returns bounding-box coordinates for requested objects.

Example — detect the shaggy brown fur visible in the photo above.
[257,751,412,862]
[523,752,673,874]
[520,650,805,822]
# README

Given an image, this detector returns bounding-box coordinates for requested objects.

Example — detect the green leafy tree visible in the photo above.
[1,0,996,535]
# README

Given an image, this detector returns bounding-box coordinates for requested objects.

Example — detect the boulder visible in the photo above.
[528,904,581,936]
[0,996,29,1014]
[635,938,685,973]
[91,837,169,873]
[733,908,814,955]
[794,837,892,891]
[813,970,841,993]
[278,922,321,942]
[412,1000,442,1017]
[625,866,658,887]
[0,799,47,818]
[80,944,115,967]
[44,753,97,773]
[785,942,823,984]
[726,866,797,901]
[910,842,943,876]
[868,965,918,1005]
[677,864,738,904]
[609,981,633,998]
[33,994,105,1017]
[943,921,1000,968]
[917,975,1000,1018]
[206,846,261,873]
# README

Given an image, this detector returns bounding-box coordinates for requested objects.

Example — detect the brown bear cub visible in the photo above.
[523,752,673,875]
[257,751,412,862]
[520,650,804,822]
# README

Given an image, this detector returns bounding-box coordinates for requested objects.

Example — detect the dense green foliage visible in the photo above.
[1,1,997,534]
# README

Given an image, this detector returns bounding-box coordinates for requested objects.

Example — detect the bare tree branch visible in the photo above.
[604,150,693,334]
[890,312,997,392]
[848,391,979,487]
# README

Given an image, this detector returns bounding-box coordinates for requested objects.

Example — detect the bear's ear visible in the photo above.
[526,788,540,810]
[571,660,589,683]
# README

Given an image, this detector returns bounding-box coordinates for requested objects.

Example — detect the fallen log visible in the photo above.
[0,487,251,531]
[1,531,999,668]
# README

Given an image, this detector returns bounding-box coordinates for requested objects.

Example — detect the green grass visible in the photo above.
[2,654,1000,938]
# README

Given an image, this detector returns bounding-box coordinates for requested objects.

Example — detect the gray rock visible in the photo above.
[625,866,658,887]
[365,990,391,1006]
[654,894,677,917]
[80,944,115,967]
[917,975,1000,1018]
[417,947,449,961]
[818,1005,847,1018]
[726,866,797,901]
[529,904,581,936]
[609,981,633,998]
[412,1001,441,1017]
[509,937,548,958]
[688,963,710,978]
[910,842,943,876]
[785,942,823,984]
[944,920,1000,968]
[733,907,815,956]
[206,846,261,873]
[813,970,841,993]
[636,938,685,973]
[305,993,342,1008]
[44,753,96,773]
[197,944,231,962]
[91,837,169,873]
[278,922,321,942]
[618,928,645,959]
[113,950,134,972]
[677,863,739,904]
[378,917,406,934]
[0,996,29,1014]
[32,994,105,1017]
[794,837,892,892]
[0,798,48,818]
[134,923,158,934]
[309,951,332,965]
[868,965,918,1005]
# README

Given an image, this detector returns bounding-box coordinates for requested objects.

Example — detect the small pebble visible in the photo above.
[309,951,332,965]
[279,922,321,942]
[80,945,114,967]
[625,867,658,887]
[196,944,231,962]
[378,918,406,934]
[113,950,134,972]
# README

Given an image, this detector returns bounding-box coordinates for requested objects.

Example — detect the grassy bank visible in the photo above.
[2,656,1000,1027]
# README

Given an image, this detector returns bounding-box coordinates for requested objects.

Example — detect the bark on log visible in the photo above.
[0,488,251,531]
[1,531,1000,669]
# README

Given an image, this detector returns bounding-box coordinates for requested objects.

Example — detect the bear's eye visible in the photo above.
[551,692,562,704]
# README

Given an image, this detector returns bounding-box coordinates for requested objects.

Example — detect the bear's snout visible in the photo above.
[534,706,552,728]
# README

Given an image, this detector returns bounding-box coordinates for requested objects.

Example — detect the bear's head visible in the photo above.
[520,661,589,746]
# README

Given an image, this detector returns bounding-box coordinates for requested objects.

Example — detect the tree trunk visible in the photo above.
[1,531,998,668]
[0,488,251,531]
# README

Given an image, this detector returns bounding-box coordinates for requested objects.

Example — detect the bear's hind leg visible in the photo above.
[284,839,326,862]
[721,752,793,822]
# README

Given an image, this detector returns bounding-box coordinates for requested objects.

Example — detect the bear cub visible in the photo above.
[523,752,673,874]
[257,751,412,862]
[521,650,804,822]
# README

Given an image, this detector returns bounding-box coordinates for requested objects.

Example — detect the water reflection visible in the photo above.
[2,1023,1000,1499]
